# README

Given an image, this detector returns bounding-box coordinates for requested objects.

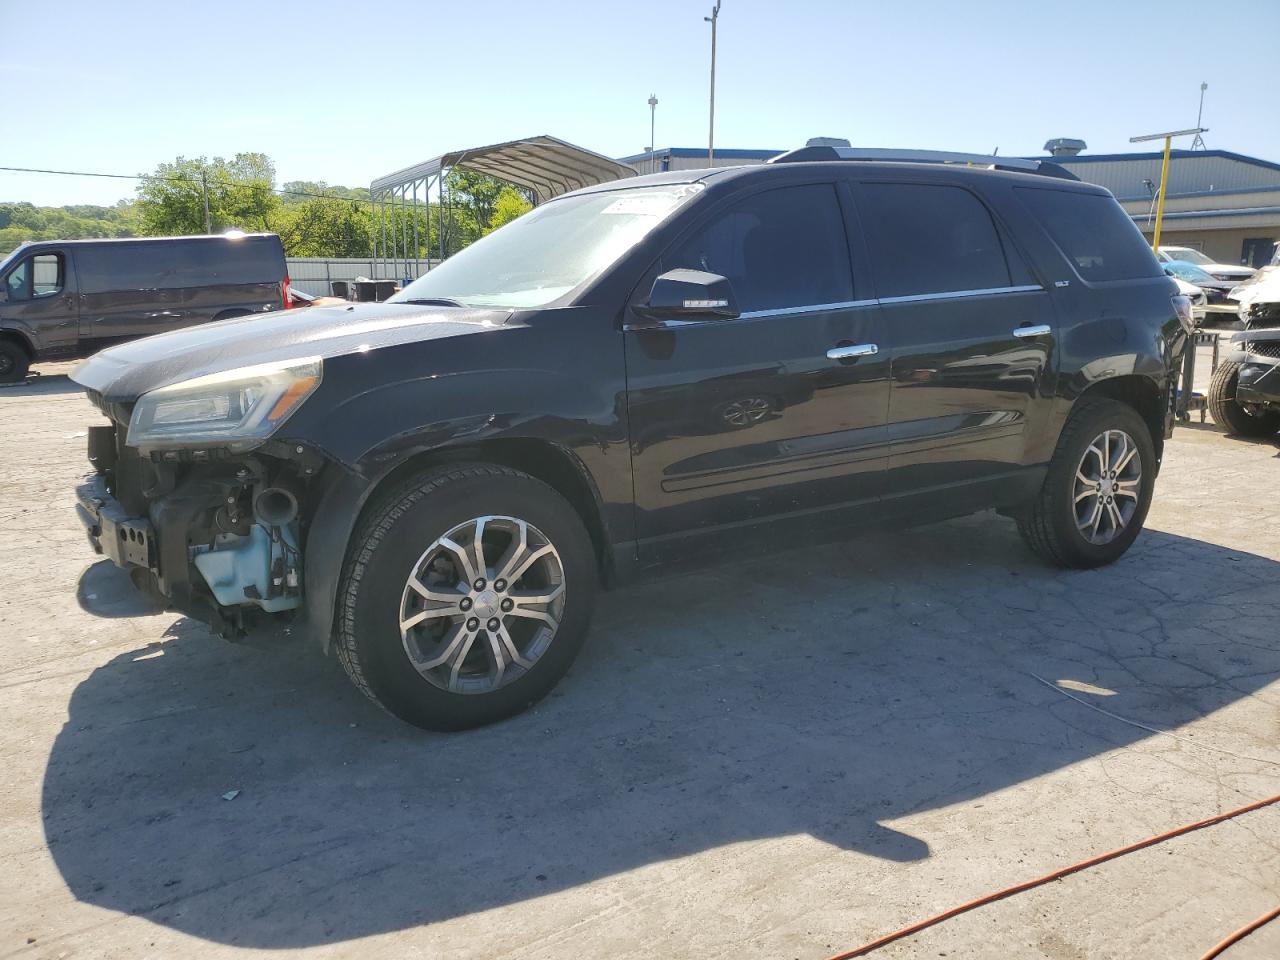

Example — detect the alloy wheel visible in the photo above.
[1073,429,1143,545]
[398,515,565,694]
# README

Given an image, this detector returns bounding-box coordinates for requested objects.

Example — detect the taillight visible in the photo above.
[282,276,293,309]
[1171,294,1193,334]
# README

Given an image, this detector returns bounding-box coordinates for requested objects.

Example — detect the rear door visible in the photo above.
[855,180,1057,504]
[624,180,890,562]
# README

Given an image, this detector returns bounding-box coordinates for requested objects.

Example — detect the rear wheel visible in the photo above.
[0,340,30,384]
[335,463,597,731]
[1016,399,1156,568]
[1207,360,1280,437]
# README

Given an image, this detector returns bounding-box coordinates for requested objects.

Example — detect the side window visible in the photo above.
[81,247,158,292]
[4,254,64,301]
[859,183,1014,298]
[665,184,854,313]
[1017,188,1163,282]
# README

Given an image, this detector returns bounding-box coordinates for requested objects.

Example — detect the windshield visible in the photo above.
[390,183,703,309]
[1161,246,1213,266]
[1164,260,1215,283]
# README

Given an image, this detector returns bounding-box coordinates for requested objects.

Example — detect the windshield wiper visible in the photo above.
[397,297,468,307]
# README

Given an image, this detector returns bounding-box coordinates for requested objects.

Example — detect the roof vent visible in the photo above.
[805,137,852,148]
[1044,137,1086,157]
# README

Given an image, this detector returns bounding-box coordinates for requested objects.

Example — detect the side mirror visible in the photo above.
[634,269,739,322]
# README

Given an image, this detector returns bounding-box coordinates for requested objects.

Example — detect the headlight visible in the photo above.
[127,357,322,451]
[1170,295,1195,335]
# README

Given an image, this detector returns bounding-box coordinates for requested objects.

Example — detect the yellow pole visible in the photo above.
[1152,135,1172,251]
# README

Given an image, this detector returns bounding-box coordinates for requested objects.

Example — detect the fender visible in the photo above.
[292,350,630,650]
[0,318,39,355]
[1033,312,1180,466]
[299,431,615,652]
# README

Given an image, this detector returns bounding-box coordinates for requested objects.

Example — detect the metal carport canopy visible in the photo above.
[370,135,637,203]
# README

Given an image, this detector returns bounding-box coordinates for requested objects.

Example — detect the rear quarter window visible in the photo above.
[1016,188,1162,283]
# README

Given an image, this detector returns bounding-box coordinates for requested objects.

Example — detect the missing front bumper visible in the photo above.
[76,475,156,571]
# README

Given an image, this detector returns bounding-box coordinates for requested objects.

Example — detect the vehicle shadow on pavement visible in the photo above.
[0,372,82,399]
[42,514,1280,947]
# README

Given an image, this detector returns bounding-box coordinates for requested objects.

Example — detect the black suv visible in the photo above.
[70,148,1189,731]
[0,233,290,383]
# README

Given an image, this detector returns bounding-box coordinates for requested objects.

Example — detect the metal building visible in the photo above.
[618,146,781,175]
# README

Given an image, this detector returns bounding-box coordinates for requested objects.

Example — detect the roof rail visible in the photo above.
[768,145,1079,181]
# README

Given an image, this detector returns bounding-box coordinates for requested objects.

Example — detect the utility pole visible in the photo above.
[648,94,659,174]
[1191,83,1208,150]
[705,1,721,164]
[201,171,211,233]
[1130,127,1207,251]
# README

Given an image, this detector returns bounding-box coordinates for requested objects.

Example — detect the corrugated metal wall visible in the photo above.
[285,257,439,296]
[1061,154,1280,200]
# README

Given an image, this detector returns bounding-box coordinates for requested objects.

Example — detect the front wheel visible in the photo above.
[1207,360,1280,437]
[1016,399,1156,568]
[0,340,30,384]
[335,463,597,731]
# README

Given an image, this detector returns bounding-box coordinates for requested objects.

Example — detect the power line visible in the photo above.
[0,163,373,205]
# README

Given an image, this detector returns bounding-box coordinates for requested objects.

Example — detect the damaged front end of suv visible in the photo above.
[75,356,325,637]
[1209,274,1280,438]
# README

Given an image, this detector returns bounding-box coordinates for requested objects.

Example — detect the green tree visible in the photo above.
[135,153,282,235]
[0,201,139,256]
[486,186,532,234]
[279,181,371,205]
[278,197,373,257]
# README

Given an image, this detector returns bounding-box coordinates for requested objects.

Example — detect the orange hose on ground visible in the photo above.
[824,793,1280,960]
[1198,904,1280,960]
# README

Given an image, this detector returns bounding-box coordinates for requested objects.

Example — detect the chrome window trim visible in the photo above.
[739,299,878,320]
[624,286,1044,330]
[877,284,1043,305]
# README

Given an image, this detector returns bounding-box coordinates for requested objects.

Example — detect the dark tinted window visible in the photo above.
[860,183,1013,297]
[665,184,853,312]
[79,237,283,293]
[1017,188,1162,282]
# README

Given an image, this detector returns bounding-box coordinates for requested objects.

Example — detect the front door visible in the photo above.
[855,181,1055,503]
[0,249,78,359]
[624,182,890,563]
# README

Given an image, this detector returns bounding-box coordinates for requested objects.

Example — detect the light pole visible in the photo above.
[705,1,721,165]
[1130,127,1207,251]
[648,94,659,174]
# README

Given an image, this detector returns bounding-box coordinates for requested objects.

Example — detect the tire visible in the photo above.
[1207,361,1280,437]
[0,340,30,384]
[335,463,597,731]
[1016,398,1156,569]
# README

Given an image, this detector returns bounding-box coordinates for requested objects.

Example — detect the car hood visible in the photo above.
[71,302,513,402]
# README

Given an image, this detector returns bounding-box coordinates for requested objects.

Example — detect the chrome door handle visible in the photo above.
[1013,324,1052,338]
[827,343,878,360]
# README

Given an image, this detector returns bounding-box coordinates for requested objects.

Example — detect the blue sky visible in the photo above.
[4,0,1277,206]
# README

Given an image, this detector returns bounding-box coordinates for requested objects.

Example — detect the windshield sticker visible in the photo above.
[602,196,678,216]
